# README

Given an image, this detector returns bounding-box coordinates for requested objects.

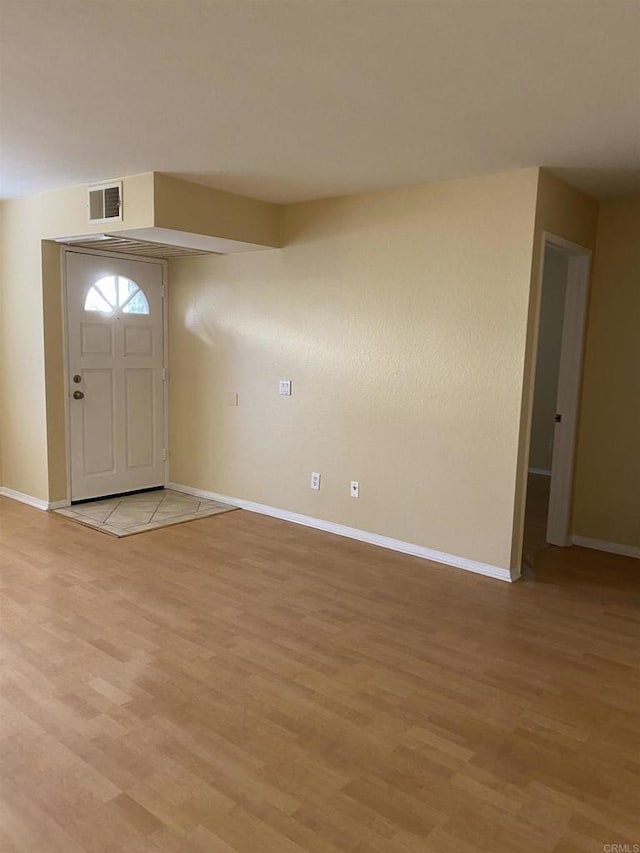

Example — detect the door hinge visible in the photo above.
[162,448,167,461]
[162,368,167,381]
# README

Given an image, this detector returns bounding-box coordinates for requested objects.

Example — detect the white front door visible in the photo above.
[66,251,166,501]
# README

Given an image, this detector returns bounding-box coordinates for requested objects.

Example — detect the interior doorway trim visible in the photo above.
[531,231,592,548]
[61,247,169,506]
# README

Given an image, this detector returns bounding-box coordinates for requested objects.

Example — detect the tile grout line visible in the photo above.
[148,489,173,523]
[92,498,122,525]
[107,498,132,524]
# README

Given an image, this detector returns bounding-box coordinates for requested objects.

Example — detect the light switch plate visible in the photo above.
[226,392,238,406]
[279,379,292,396]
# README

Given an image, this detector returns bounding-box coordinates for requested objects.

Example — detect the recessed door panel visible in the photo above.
[125,368,155,468]
[82,369,115,475]
[81,323,113,356]
[124,326,153,357]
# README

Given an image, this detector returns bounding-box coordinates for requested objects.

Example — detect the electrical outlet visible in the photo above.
[350,480,359,498]
[310,472,321,490]
[279,379,292,396]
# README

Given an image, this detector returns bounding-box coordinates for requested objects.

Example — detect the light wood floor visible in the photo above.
[1,496,639,853]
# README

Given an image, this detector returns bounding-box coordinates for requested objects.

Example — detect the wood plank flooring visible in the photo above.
[1,495,639,853]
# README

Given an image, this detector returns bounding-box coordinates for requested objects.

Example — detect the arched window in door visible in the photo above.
[84,275,149,315]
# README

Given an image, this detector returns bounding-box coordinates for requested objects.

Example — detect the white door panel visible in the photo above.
[82,369,116,475]
[81,322,113,355]
[124,368,156,468]
[66,252,165,501]
[124,326,153,356]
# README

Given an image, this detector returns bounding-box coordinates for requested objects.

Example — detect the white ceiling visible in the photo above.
[1,0,639,203]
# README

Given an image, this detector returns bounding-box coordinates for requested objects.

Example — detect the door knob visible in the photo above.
[73,390,85,400]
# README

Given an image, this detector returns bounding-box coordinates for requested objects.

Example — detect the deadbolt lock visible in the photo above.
[72,374,82,383]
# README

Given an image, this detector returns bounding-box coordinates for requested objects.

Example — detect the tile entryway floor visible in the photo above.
[54,488,237,537]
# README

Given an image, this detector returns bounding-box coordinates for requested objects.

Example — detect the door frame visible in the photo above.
[529,232,591,547]
[61,247,168,506]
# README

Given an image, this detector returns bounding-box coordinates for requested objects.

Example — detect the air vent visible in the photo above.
[87,181,122,223]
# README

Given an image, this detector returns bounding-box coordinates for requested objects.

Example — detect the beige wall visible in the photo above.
[0,173,154,501]
[0,201,4,490]
[153,173,281,248]
[1,197,53,500]
[42,240,69,501]
[4,165,633,563]
[572,196,640,548]
[528,246,568,472]
[510,170,599,564]
[533,170,600,251]
[0,171,279,502]
[168,169,540,571]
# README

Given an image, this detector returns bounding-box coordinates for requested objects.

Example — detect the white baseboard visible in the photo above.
[528,467,552,477]
[0,487,69,511]
[167,482,516,582]
[572,535,640,560]
[0,487,49,511]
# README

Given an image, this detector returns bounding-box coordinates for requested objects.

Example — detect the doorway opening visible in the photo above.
[64,249,167,503]
[522,233,591,567]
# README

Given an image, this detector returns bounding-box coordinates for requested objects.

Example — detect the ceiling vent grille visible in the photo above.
[88,181,122,223]
[55,234,219,259]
